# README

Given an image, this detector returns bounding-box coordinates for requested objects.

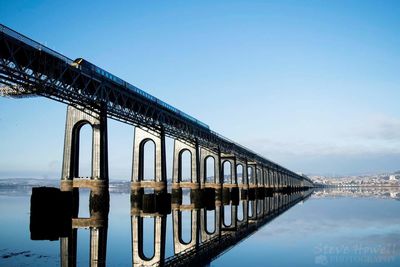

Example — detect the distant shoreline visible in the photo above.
[315,185,400,188]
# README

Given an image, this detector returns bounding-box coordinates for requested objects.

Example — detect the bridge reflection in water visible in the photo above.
[60,185,109,267]
[133,187,313,266]
[31,185,312,267]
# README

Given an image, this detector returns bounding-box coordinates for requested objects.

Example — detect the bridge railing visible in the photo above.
[0,24,73,65]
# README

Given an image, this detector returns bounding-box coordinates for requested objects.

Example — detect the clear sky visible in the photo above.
[1,0,400,179]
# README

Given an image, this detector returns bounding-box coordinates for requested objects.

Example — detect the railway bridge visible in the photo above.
[0,24,314,194]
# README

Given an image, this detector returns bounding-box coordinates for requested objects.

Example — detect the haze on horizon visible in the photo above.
[0,0,399,179]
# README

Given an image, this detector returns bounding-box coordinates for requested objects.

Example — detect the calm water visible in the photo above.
[0,185,399,267]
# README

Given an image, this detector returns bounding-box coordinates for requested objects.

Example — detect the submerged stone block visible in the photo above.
[30,187,72,241]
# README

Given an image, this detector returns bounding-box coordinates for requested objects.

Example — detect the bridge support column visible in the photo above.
[131,213,166,266]
[284,174,288,189]
[89,225,108,267]
[131,127,167,192]
[60,102,110,267]
[61,185,109,267]
[257,167,266,198]
[258,198,265,217]
[237,197,249,226]
[200,201,221,242]
[246,163,258,197]
[271,169,275,191]
[172,139,200,190]
[247,163,256,189]
[222,203,238,230]
[221,154,237,188]
[265,167,271,190]
[277,171,282,191]
[271,169,275,190]
[266,167,273,193]
[236,159,248,190]
[265,196,271,214]
[200,147,221,190]
[257,166,264,188]
[248,199,258,221]
[172,208,199,254]
[262,167,268,189]
[61,105,108,191]
[62,221,108,267]
[282,173,286,192]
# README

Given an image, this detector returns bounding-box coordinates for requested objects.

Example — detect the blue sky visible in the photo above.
[1,0,400,178]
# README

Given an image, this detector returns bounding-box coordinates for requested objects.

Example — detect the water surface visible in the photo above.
[0,184,399,266]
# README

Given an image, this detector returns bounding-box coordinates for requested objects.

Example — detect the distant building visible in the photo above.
[389,175,398,181]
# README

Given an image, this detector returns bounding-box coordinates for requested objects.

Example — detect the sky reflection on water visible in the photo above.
[213,188,400,267]
[0,187,399,266]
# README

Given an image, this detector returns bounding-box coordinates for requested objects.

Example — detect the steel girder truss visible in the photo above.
[0,26,312,184]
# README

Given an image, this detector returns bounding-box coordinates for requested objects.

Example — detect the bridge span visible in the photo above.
[0,24,313,192]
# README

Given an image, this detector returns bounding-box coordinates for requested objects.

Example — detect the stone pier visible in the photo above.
[131,127,167,192]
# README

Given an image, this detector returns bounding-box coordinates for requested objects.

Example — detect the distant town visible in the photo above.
[309,171,400,187]
[312,187,400,200]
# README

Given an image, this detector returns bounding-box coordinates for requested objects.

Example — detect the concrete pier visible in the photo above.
[236,159,248,190]
[247,162,257,189]
[200,201,221,242]
[131,212,167,266]
[221,154,238,188]
[131,127,167,192]
[172,208,200,254]
[172,139,200,190]
[200,147,221,190]
[61,105,108,191]
[222,201,238,230]
[60,185,109,267]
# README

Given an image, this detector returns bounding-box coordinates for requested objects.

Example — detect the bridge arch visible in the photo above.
[222,160,232,184]
[256,199,263,216]
[70,120,93,178]
[236,164,244,185]
[172,140,199,186]
[222,204,237,228]
[248,200,256,219]
[131,214,166,266]
[173,209,199,254]
[265,169,271,188]
[178,149,192,182]
[204,156,216,184]
[179,210,193,244]
[247,166,254,185]
[199,147,220,187]
[256,168,262,186]
[138,138,156,182]
[237,199,248,225]
[140,217,156,260]
[200,205,221,242]
[263,170,267,187]
[237,201,244,222]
